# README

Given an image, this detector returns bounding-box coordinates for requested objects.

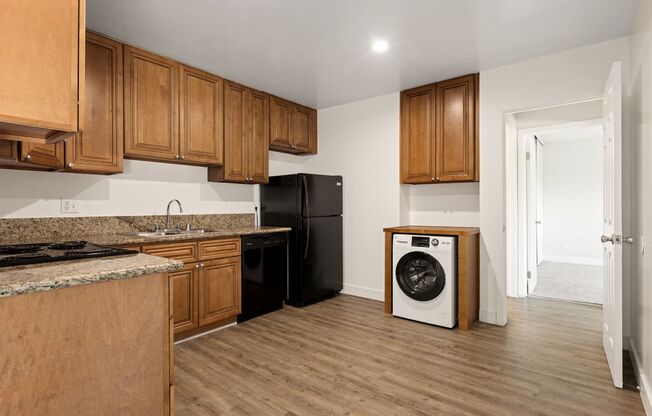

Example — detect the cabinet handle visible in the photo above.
[67,162,74,168]
[25,154,32,161]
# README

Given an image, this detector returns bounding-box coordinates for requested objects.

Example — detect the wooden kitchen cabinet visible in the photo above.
[124,46,180,162]
[199,257,242,326]
[142,238,241,339]
[400,74,479,184]
[400,85,435,184]
[0,0,85,145]
[0,141,64,170]
[170,263,200,334]
[207,81,269,184]
[180,65,224,165]
[270,96,317,154]
[65,32,124,174]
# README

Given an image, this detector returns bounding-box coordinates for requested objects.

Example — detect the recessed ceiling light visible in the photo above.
[372,40,388,53]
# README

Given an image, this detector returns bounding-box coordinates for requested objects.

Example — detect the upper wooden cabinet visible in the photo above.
[66,32,123,174]
[0,141,65,170]
[208,81,269,184]
[270,96,317,154]
[124,46,180,162]
[180,65,224,165]
[0,0,85,144]
[400,74,479,184]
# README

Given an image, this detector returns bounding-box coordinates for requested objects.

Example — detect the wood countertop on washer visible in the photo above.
[383,225,480,235]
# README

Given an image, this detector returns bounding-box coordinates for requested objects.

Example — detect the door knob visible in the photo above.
[624,236,634,244]
[601,235,614,244]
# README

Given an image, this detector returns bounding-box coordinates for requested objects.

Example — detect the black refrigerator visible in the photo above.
[260,173,343,307]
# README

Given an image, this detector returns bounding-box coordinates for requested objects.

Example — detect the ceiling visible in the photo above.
[87,0,636,109]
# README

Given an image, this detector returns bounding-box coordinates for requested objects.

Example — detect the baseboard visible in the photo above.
[541,255,603,266]
[630,338,652,415]
[342,284,384,301]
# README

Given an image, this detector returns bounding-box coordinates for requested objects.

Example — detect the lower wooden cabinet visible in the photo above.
[143,238,241,338]
[199,257,241,326]
[170,263,199,334]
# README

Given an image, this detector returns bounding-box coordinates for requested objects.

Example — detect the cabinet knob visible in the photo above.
[25,154,32,161]
[67,162,74,168]
[175,154,180,160]
[180,155,185,160]
[199,263,205,268]
[436,177,440,181]
[194,264,200,269]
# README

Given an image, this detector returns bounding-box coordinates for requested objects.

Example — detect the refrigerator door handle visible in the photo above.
[303,175,310,260]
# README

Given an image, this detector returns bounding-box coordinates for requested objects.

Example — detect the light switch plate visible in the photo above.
[61,199,79,214]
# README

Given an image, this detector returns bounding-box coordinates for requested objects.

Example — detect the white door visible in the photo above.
[535,137,544,266]
[526,135,539,293]
[601,61,623,388]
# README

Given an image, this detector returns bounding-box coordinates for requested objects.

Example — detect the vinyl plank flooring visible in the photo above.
[174,295,644,416]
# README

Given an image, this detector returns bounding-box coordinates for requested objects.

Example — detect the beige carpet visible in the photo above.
[529,261,603,304]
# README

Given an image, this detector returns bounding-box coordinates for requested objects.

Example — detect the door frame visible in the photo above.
[508,114,604,299]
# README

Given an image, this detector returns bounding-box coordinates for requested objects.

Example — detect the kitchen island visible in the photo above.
[0,254,182,415]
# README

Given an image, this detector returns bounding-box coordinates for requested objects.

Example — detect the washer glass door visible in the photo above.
[395,252,446,301]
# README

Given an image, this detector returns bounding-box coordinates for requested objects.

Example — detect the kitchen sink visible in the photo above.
[130,228,216,238]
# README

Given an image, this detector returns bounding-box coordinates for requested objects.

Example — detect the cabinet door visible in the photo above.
[248,89,269,184]
[220,81,248,182]
[0,0,83,138]
[435,75,477,182]
[198,257,241,326]
[308,108,318,154]
[65,32,123,174]
[124,46,179,161]
[179,65,223,165]
[170,263,199,334]
[291,104,313,152]
[400,85,435,184]
[269,96,292,151]
[19,142,65,169]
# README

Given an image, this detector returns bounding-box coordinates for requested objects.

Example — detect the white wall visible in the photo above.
[629,0,652,412]
[480,36,630,325]
[0,160,257,218]
[408,183,480,226]
[301,92,403,301]
[541,137,603,265]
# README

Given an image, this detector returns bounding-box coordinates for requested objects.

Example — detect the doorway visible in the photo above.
[511,101,605,304]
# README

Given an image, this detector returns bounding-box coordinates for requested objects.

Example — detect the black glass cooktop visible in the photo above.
[0,241,137,268]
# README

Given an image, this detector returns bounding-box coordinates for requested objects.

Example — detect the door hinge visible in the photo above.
[527,271,532,280]
[526,152,531,160]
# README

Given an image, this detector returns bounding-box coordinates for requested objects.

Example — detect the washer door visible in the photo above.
[395,252,446,301]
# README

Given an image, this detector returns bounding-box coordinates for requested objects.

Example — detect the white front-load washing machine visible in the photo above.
[392,234,457,328]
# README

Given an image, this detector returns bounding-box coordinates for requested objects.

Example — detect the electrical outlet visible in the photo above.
[60,199,79,214]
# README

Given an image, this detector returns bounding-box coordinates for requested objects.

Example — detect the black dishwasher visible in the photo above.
[238,232,288,322]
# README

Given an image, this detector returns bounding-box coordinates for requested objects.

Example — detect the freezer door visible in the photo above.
[294,215,343,306]
[301,174,343,218]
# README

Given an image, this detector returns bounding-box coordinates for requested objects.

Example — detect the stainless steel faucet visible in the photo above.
[166,199,183,230]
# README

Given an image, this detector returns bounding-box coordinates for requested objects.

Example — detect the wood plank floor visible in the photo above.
[174,295,645,416]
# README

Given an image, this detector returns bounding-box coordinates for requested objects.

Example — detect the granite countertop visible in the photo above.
[0,254,183,298]
[0,226,291,247]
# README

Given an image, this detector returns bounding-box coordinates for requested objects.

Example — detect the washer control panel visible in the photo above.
[411,236,431,247]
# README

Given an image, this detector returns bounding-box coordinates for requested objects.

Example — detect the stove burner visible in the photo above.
[49,241,88,250]
[0,241,137,268]
[64,248,112,256]
[0,244,46,255]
